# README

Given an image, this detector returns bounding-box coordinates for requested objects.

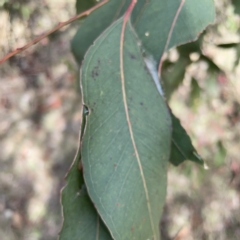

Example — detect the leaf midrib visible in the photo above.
[119,18,157,239]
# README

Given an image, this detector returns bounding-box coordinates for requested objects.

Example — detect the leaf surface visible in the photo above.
[81,17,171,240]
[132,0,215,62]
[72,0,215,64]
[161,57,191,100]
[169,112,203,166]
[59,110,113,240]
[76,0,96,14]
[72,0,130,63]
[232,0,240,15]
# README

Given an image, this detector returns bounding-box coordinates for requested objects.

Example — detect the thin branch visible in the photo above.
[0,0,108,64]
[158,0,185,77]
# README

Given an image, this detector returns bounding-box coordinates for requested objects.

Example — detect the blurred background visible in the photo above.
[0,0,239,239]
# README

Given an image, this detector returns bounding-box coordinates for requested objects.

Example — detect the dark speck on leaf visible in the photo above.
[129,97,133,101]
[140,102,144,106]
[91,70,98,80]
[92,63,100,80]
[130,53,136,59]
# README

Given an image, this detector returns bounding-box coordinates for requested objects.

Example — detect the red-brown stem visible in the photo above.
[158,0,185,77]
[0,0,108,64]
[123,0,137,22]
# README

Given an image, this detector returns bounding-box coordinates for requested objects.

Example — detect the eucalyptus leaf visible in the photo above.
[80,18,171,240]
[60,110,113,240]
[72,0,215,64]
[170,112,203,166]
[59,156,113,240]
[132,0,215,62]
[76,0,96,14]
[161,57,191,100]
[177,34,203,54]
[232,0,240,15]
[72,0,130,63]
[65,0,215,238]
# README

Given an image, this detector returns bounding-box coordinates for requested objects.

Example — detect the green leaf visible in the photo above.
[72,0,130,63]
[60,110,113,240]
[81,18,171,240]
[76,0,96,14]
[214,140,227,167]
[188,78,201,109]
[232,0,240,15]
[162,57,191,100]
[217,43,239,48]
[72,0,215,64]
[177,35,204,56]
[132,0,215,62]
[170,112,204,166]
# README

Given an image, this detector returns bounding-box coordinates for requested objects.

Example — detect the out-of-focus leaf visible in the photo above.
[200,54,222,73]
[60,109,113,240]
[217,43,239,48]
[214,140,227,167]
[72,0,215,64]
[162,57,191,100]
[81,18,171,240]
[161,34,204,99]
[177,34,203,56]
[205,73,221,98]
[169,112,204,166]
[76,0,96,14]
[232,0,240,15]
[188,78,201,109]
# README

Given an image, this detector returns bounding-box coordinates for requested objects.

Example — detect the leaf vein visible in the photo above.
[120,14,156,238]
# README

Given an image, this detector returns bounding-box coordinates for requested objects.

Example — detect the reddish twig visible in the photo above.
[158,0,185,77]
[0,0,108,64]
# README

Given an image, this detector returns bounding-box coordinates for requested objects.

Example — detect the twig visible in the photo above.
[158,0,185,77]
[0,0,108,64]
